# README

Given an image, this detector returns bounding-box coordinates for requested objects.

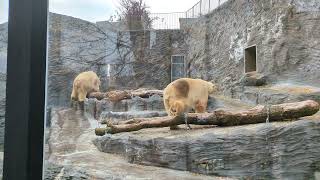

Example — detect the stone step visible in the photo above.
[93,113,320,179]
[85,94,165,119]
[99,111,168,124]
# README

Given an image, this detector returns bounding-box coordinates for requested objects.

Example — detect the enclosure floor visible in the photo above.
[45,108,231,179]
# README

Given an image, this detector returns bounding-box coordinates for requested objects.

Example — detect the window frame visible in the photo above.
[3,0,48,179]
[171,55,186,81]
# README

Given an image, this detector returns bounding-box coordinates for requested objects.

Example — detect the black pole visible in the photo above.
[3,0,48,179]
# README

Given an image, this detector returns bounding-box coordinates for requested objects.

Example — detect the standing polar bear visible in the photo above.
[71,71,101,109]
[163,78,217,129]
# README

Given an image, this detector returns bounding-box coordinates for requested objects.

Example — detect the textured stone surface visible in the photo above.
[104,29,186,90]
[94,113,320,179]
[231,83,320,105]
[99,111,168,124]
[47,13,103,107]
[182,0,320,95]
[85,94,165,120]
[44,107,227,179]
[239,72,269,86]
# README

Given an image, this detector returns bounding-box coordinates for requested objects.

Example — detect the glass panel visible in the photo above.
[44,0,320,179]
[172,55,184,64]
[0,0,8,177]
[172,63,185,79]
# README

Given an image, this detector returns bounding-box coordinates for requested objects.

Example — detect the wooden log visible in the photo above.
[88,89,163,101]
[88,92,106,100]
[95,100,319,135]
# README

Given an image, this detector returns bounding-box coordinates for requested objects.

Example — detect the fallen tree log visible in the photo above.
[95,100,320,135]
[88,89,163,101]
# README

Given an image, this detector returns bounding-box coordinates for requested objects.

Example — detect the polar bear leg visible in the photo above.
[195,100,207,113]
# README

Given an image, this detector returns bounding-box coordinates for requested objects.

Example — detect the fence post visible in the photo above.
[200,0,202,15]
[219,0,221,6]
[193,7,194,17]
[209,0,211,12]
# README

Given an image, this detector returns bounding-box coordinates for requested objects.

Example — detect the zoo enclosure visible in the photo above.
[150,0,229,29]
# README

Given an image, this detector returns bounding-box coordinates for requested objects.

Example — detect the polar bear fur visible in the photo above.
[71,71,101,103]
[163,78,217,129]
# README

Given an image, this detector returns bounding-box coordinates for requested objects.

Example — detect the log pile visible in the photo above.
[95,100,320,135]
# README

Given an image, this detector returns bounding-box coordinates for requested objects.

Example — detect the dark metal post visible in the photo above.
[3,0,48,179]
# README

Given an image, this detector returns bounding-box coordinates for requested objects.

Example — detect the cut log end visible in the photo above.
[95,128,106,136]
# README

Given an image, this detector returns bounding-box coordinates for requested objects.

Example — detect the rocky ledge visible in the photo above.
[93,113,320,179]
[45,108,228,179]
[232,83,320,105]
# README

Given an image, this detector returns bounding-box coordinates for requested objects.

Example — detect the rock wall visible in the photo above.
[47,13,103,107]
[48,13,186,107]
[182,0,320,95]
[101,30,186,90]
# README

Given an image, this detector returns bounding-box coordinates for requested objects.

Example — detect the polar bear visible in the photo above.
[163,78,217,129]
[71,71,100,109]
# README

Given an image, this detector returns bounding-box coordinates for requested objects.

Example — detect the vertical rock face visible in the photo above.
[47,13,103,107]
[182,0,320,94]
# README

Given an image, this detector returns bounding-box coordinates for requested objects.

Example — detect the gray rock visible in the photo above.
[99,111,168,124]
[232,84,320,105]
[85,94,165,120]
[94,114,320,179]
[182,0,320,96]
[239,72,268,86]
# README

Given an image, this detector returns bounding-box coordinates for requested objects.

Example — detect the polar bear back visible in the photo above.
[163,78,215,112]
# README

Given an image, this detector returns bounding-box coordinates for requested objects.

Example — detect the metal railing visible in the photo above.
[147,0,229,29]
[150,12,186,30]
[186,0,229,18]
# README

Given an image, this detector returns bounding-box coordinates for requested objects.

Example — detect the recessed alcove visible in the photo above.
[244,45,257,73]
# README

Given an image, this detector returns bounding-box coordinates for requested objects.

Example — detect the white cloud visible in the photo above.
[49,0,117,22]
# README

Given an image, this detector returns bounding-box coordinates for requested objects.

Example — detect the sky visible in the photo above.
[0,0,198,24]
